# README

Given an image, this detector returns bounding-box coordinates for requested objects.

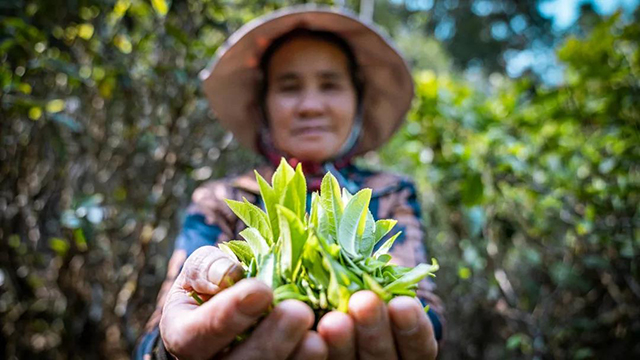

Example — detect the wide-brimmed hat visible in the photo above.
[199,4,414,155]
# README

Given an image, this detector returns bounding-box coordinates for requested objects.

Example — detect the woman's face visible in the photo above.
[265,37,357,163]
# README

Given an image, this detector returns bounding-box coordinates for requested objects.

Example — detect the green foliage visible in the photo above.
[1,1,638,359]
[220,160,439,315]
[379,13,640,359]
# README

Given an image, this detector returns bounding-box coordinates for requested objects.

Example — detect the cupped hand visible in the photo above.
[159,246,327,360]
[317,291,438,360]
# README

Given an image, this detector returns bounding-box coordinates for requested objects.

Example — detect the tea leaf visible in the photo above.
[320,172,343,240]
[316,199,333,242]
[257,252,279,288]
[274,284,308,303]
[384,262,439,294]
[277,205,308,280]
[341,187,353,204]
[272,158,295,198]
[225,240,254,265]
[363,257,388,272]
[282,164,306,219]
[377,254,392,264]
[225,198,273,245]
[389,288,417,297]
[358,210,376,257]
[302,236,330,288]
[309,192,320,229]
[239,228,270,257]
[256,171,280,241]
[217,243,239,262]
[363,273,391,302]
[337,188,372,257]
[373,219,397,245]
[373,231,402,259]
[328,261,351,312]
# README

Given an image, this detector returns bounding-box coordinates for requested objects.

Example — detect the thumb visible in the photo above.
[179,245,244,295]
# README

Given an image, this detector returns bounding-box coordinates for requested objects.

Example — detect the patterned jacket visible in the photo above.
[135,163,444,359]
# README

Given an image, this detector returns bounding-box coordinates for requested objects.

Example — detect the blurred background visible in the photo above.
[0,0,638,358]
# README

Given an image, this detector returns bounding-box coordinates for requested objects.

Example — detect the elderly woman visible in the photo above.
[136,5,443,360]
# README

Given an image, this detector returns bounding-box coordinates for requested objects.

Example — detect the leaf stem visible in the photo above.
[189,291,204,305]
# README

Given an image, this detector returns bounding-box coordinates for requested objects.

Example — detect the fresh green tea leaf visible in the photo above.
[373,231,402,259]
[217,243,238,262]
[225,198,273,245]
[320,173,343,240]
[337,189,372,257]
[225,240,254,264]
[310,192,320,229]
[384,262,439,294]
[274,284,308,303]
[277,205,308,280]
[272,158,295,198]
[282,164,306,219]
[363,257,388,272]
[256,171,280,241]
[390,289,417,297]
[316,200,334,242]
[302,237,330,288]
[341,187,353,204]
[257,252,279,288]
[373,219,397,244]
[358,210,376,257]
[239,228,270,257]
[328,264,350,312]
[363,273,391,301]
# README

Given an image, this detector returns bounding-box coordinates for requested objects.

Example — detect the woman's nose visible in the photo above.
[296,89,324,118]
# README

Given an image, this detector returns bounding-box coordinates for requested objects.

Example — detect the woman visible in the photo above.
[136,5,443,360]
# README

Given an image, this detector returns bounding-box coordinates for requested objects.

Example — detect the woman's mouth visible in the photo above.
[292,126,330,137]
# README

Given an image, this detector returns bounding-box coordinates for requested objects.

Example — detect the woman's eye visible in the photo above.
[278,83,300,92]
[321,82,341,91]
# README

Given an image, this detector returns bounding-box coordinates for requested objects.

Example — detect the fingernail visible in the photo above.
[239,292,270,316]
[392,302,419,333]
[208,258,235,285]
[277,302,313,337]
[278,312,301,338]
[354,302,382,328]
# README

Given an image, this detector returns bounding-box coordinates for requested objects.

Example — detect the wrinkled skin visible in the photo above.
[265,37,357,163]
[160,247,437,360]
[160,246,327,360]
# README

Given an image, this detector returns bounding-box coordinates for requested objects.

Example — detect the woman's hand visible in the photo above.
[159,246,327,360]
[317,291,438,360]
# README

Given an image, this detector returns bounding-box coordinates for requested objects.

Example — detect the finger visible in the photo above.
[179,245,244,295]
[388,297,438,360]
[317,311,356,360]
[161,279,272,359]
[224,300,314,360]
[289,331,329,360]
[348,291,397,360]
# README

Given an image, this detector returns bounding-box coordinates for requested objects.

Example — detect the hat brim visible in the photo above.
[199,4,414,155]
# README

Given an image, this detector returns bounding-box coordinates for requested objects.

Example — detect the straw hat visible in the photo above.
[199,4,414,155]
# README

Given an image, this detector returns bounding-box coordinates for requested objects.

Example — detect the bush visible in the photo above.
[378,13,639,359]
